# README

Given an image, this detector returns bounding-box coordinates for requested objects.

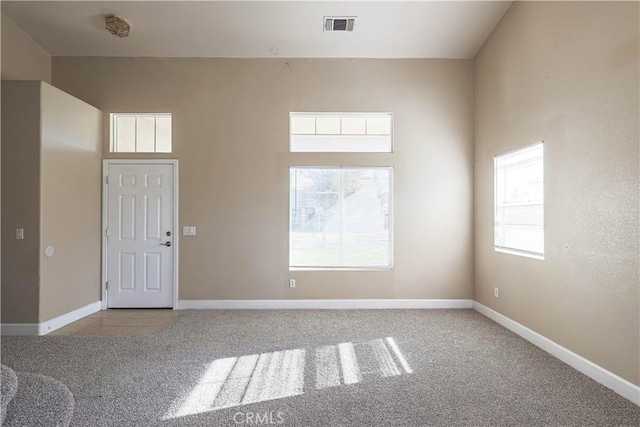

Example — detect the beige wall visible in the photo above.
[0,11,51,322]
[52,58,474,301]
[1,81,41,323]
[1,81,102,324]
[39,83,102,322]
[474,1,639,386]
[1,11,51,83]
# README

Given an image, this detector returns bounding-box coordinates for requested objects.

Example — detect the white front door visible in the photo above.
[105,163,175,308]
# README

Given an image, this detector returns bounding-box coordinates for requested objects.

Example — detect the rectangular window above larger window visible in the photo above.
[290,112,393,152]
[290,167,393,269]
[110,113,172,153]
[494,142,544,259]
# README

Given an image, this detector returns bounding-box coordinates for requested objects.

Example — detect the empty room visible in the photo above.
[1,1,638,426]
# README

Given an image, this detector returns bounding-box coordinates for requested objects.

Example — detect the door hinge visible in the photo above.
[105,228,109,238]
[106,282,109,290]
[105,175,109,184]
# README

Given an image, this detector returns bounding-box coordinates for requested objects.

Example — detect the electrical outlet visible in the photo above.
[289,279,296,288]
[494,287,499,298]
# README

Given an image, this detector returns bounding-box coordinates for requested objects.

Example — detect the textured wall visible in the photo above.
[39,83,102,322]
[474,2,639,385]
[1,81,102,324]
[1,12,51,83]
[1,82,42,323]
[52,58,474,301]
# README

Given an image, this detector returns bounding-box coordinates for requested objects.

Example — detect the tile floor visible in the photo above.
[47,309,181,336]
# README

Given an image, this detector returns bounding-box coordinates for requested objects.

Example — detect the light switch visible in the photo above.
[16,228,24,240]
[183,226,196,236]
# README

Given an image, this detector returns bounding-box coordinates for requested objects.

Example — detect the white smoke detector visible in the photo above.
[324,17,356,32]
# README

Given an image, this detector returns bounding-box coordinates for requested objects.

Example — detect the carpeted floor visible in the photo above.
[1,309,639,426]
[3,372,75,426]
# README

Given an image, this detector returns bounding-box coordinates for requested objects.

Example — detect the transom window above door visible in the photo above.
[110,113,172,153]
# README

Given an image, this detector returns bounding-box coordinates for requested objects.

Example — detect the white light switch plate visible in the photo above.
[16,228,24,240]
[183,226,196,236]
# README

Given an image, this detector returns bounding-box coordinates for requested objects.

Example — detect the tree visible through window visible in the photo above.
[290,167,393,269]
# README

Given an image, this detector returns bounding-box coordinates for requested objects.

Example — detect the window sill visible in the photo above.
[289,267,394,272]
[494,247,544,260]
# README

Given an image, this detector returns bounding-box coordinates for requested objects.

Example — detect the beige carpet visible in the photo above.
[2,309,638,426]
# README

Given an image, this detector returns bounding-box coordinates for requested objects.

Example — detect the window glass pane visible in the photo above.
[316,117,341,134]
[115,116,136,152]
[291,135,391,153]
[341,169,390,267]
[366,117,391,135]
[494,143,544,258]
[136,117,155,152]
[155,116,172,153]
[290,113,393,152]
[110,113,172,153]
[341,117,366,134]
[290,116,315,135]
[290,167,392,269]
[290,168,341,267]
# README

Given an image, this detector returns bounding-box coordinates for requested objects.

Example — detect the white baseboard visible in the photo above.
[473,302,640,406]
[1,301,102,336]
[39,301,102,335]
[177,299,473,310]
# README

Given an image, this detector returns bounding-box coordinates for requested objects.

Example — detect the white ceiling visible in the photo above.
[2,1,511,58]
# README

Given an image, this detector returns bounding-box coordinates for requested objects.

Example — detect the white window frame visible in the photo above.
[110,113,172,153]
[494,142,545,260]
[289,166,394,271]
[289,112,394,153]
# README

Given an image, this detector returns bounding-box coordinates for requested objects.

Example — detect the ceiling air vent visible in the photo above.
[324,17,356,32]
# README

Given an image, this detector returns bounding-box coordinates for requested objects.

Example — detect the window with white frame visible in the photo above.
[290,112,393,152]
[110,113,172,153]
[494,142,544,258]
[290,167,393,269]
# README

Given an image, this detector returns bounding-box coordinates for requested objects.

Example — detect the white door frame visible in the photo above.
[101,159,179,310]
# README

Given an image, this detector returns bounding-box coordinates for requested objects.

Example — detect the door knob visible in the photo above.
[160,241,172,247]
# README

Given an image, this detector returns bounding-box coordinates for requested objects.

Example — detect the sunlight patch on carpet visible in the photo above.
[163,337,412,419]
[165,349,305,419]
[315,337,411,390]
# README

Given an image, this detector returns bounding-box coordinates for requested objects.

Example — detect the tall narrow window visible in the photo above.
[290,167,393,269]
[494,143,544,259]
[110,113,172,153]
